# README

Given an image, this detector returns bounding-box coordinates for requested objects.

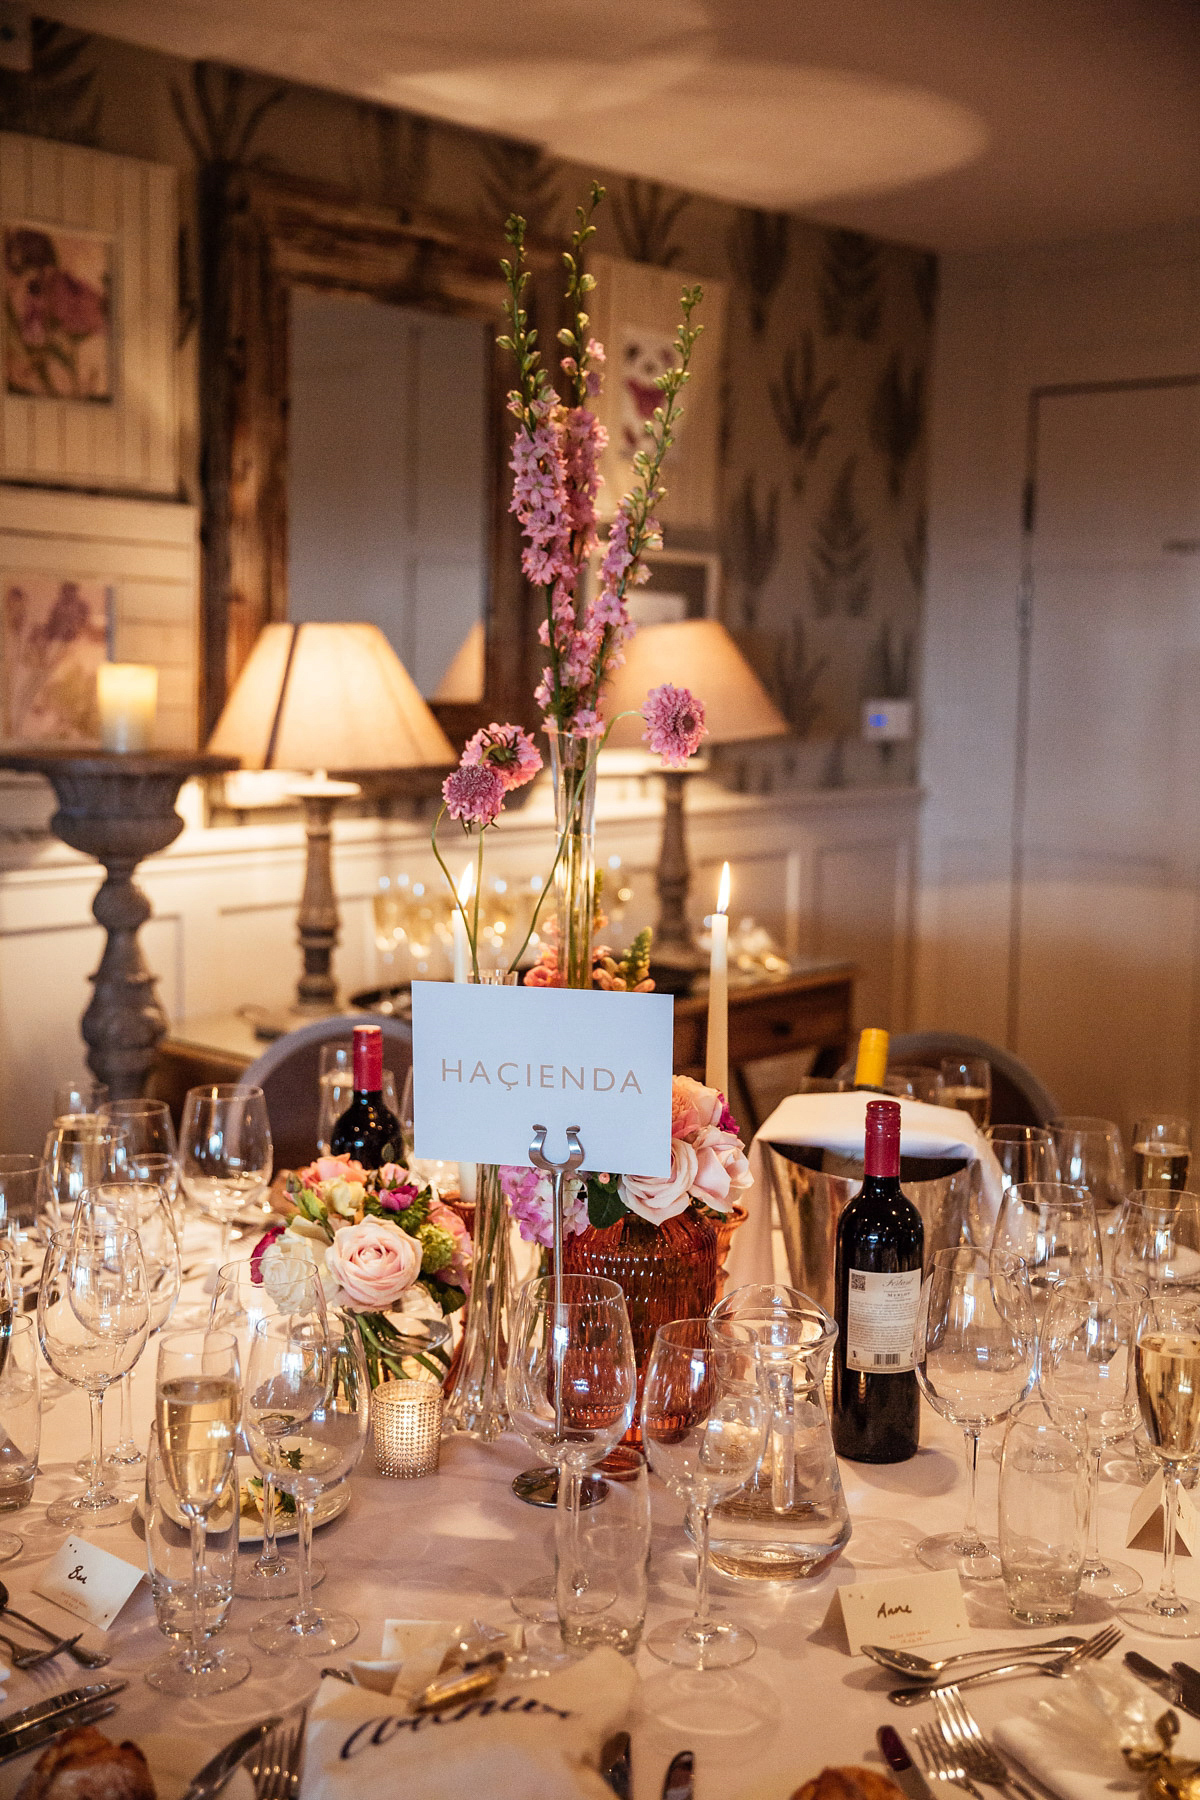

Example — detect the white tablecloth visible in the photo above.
[0,1226,1196,1800]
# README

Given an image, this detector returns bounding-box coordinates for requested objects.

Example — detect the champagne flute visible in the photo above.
[914,1248,1036,1579]
[1119,1290,1200,1637]
[91,1181,181,1473]
[147,1329,247,1694]
[245,1319,368,1656]
[179,1085,272,1269]
[37,1212,148,1527]
[1113,1190,1200,1294]
[1132,1118,1192,1193]
[211,1256,328,1598]
[939,1057,991,1129]
[641,1317,768,1670]
[1040,1277,1142,1599]
[985,1125,1060,1194]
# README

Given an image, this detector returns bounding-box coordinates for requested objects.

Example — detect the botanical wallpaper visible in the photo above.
[0,24,934,786]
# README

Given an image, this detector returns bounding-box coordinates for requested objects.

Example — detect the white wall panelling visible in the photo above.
[0,776,919,1153]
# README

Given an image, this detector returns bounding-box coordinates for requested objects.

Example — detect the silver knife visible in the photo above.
[181,1715,282,1800]
[600,1730,631,1798]
[878,1725,935,1800]
[0,1682,127,1759]
[0,1699,118,1764]
[1123,1650,1200,1720]
[662,1750,695,1800]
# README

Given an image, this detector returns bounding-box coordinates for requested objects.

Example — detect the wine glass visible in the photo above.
[179,1085,272,1269]
[100,1099,178,1170]
[506,1275,637,1624]
[914,1248,1036,1579]
[1132,1118,1192,1194]
[39,1119,125,1232]
[52,1079,108,1120]
[37,1209,149,1527]
[211,1257,329,1598]
[1113,1191,1200,1294]
[990,1183,1103,1335]
[985,1125,1060,1194]
[90,1181,181,1473]
[884,1066,944,1104]
[641,1317,768,1670]
[0,1250,19,1561]
[146,1328,248,1694]
[1048,1117,1127,1216]
[939,1057,992,1129]
[1119,1289,1200,1637]
[0,1156,40,1309]
[1040,1277,1142,1600]
[245,1318,368,1656]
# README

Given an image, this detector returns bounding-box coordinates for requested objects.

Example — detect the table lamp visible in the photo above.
[208,621,455,1014]
[602,619,789,990]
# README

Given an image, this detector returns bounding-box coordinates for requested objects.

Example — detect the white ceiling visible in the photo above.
[38,0,1200,250]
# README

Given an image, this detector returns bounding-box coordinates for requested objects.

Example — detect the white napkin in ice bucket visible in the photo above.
[727,1091,1005,1289]
[303,1646,635,1800]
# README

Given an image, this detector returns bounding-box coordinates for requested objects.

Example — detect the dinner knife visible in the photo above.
[0,1699,119,1764]
[0,1681,126,1755]
[1170,1659,1200,1712]
[1123,1650,1200,1720]
[878,1725,935,1800]
[180,1715,282,1800]
[600,1730,631,1799]
[662,1749,695,1800]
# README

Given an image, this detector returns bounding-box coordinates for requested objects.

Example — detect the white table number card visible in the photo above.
[35,1534,144,1631]
[411,982,674,1176]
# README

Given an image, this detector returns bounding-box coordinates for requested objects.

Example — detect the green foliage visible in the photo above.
[586,1175,628,1229]
[619,928,652,989]
[415,1220,455,1274]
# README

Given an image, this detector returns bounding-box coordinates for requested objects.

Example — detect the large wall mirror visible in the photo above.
[199,171,556,750]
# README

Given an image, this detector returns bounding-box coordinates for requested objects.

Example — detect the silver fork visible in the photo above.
[888,1623,1122,1705]
[932,1688,1045,1800]
[248,1710,306,1800]
[913,1723,984,1798]
[0,1630,84,1670]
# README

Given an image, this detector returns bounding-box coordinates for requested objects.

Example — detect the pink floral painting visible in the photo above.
[2,574,112,742]
[4,225,111,401]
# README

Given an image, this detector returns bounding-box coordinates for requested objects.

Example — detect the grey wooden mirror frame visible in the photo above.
[198,168,558,749]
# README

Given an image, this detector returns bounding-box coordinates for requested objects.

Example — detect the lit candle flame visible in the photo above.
[457,863,475,904]
[717,861,731,916]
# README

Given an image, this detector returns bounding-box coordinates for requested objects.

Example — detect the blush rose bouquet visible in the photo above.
[499,1074,751,1242]
[251,1153,469,1385]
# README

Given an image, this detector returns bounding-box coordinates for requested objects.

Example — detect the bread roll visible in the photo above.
[15,1725,156,1800]
[791,1769,905,1800]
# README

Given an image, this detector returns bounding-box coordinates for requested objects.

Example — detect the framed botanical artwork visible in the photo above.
[587,254,727,530]
[2,571,112,742]
[0,133,177,493]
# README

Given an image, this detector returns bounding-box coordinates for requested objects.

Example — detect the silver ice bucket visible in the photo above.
[761,1144,996,1316]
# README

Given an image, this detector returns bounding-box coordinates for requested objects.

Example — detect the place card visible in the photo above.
[1127,1470,1199,1556]
[824,1568,970,1656]
[34,1533,143,1631]
[411,981,674,1176]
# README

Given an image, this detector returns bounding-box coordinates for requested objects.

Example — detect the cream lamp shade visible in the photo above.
[432,619,485,705]
[601,618,789,749]
[208,621,454,772]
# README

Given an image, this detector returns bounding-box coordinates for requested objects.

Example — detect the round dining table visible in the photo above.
[0,1227,1196,1800]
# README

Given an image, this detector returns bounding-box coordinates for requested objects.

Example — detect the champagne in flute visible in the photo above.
[940,1085,990,1129]
[1132,1115,1192,1193]
[1137,1331,1200,1461]
[157,1374,239,1511]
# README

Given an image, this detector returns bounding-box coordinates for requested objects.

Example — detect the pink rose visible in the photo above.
[298,1154,369,1187]
[325,1218,422,1312]
[619,1139,699,1226]
[670,1075,723,1141]
[690,1125,752,1214]
[429,1200,473,1289]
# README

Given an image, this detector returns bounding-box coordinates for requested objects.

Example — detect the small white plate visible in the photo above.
[236,1480,351,1544]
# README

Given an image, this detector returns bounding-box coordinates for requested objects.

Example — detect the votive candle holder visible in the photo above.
[373,1378,443,1478]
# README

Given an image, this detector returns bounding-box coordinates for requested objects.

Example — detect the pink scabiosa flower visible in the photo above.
[641,683,707,769]
[443,761,506,827]
[462,723,543,791]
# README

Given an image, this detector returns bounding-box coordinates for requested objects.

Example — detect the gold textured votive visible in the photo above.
[373,1379,443,1478]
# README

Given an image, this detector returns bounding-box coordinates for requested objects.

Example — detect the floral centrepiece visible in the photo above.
[254,1155,468,1386]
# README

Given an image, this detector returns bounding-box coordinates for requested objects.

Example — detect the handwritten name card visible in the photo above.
[35,1534,143,1631]
[826,1568,970,1656]
[411,982,674,1175]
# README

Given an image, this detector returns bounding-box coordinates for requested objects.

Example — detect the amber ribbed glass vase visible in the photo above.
[563,1209,718,1444]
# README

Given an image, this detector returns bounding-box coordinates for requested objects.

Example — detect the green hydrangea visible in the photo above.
[415,1221,456,1274]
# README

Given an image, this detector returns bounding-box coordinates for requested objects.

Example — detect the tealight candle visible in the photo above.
[705,861,730,1098]
[373,1378,443,1478]
[97,662,157,753]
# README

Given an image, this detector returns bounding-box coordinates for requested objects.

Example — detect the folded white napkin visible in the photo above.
[993,1717,1142,1799]
[727,1091,1005,1290]
[304,1646,635,1800]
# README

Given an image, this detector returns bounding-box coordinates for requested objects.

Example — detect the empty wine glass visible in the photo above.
[939,1058,992,1129]
[146,1328,247,1694]
[39,1119,124,1232]
[52,1078,108,1120]
[1049,1117,1127,1216]
[0,1251,19,1561]
[1040,1277,1142,1600]
[211,1256,329,1599]
[884,1066,944,1105]
[641,1317,768,1670]
[91,1181,181,1473]
[914,1248,1036,1579]
[1132,1118,1192,1194]
[0,1156,40,1308]
[100,1099,178,1169]
[246,1319,368,1657]
[1119,1288,1200,1637]
[990,1183,1103,1336]
[37,1208,149,1527]
[985,1125,1060,1193]
[179,1085,272,1268]
[1113,1191,1200,1294]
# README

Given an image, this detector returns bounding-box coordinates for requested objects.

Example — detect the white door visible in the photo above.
[1015,380,1200,1139]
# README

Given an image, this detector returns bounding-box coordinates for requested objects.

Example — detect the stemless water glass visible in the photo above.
[641,1318,768,1670]
[1040,1277,1142,1599]
[211,1257,328,1598]
[914,1249,1036,1578]
[179,1085,273,1268]
[1049,1118,1127,1216]
[990,1183,1103,1333]
[1132,1119,1193,1194]
[939,1058,992,1130]
[145,1421,237,1646]
[37,1213,148,1527]
[999,1397,1090,1624]
[90,1181,181,1472]
[246,1321,367,1657]
[147,1329,247,1694]
[1119,1289,1200,1638]
[985,1125,1060,1194]
[1113,1191,1200,1294]
[0,1316,40,1524]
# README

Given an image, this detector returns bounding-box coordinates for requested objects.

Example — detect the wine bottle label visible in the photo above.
[845,1268,922,1372]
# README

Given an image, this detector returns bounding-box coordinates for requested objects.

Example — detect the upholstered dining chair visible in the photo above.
[241,1012,413,1173]
[836,1029,1059,1128]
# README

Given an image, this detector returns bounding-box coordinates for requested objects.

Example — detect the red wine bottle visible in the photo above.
[329,1025,402,1170]
[832,1098,924,1463]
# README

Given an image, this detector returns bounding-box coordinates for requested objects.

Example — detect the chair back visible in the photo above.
[241,1013,412,1172]
[836,1029,1059,1127]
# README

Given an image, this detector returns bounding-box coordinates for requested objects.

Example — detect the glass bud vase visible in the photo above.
[548,728,597,990]
[443,971,517,1441]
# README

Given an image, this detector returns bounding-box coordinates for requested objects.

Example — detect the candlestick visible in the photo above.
[96,663,157,753]
[452,863,474,984]
[706,861,730,1097]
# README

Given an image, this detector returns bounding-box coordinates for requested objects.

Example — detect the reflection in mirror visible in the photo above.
[288,287,487,702]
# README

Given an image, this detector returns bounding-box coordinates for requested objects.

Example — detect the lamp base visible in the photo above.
[649,940,707,997]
